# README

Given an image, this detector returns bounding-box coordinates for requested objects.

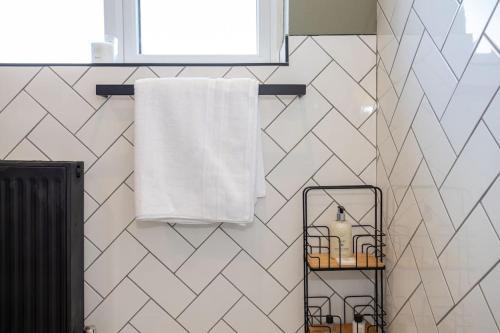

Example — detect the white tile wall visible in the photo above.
[0,36,376,333]
[378,1,500,330]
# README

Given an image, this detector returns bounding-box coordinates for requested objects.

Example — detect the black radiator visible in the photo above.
[0,161,84,333]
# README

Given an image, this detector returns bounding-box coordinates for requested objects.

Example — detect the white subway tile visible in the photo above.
[224,298,281,333]
[131,301,187,333]
[413,0,458,48]
[440,123,500,228]
[439,205,500,301]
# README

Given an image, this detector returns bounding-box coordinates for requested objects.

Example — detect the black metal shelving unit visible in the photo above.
[303,185,386,333]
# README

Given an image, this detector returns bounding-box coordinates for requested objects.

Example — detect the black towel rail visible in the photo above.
[96,84,306,97]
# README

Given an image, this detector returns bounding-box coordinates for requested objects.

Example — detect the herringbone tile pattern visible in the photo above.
[377,0,500,331]
[0,35,376,333]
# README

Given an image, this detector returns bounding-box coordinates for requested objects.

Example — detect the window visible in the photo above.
[112,0,286,63]
[0,0,285,64]
[0,0,104,63]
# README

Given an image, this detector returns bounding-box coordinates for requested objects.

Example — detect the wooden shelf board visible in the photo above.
[309,323,375,333]
[307,252,385,270]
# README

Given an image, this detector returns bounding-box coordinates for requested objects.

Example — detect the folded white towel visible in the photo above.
[134,78,265,224]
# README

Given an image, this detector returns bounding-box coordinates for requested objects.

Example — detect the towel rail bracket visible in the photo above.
[96,84,306,97]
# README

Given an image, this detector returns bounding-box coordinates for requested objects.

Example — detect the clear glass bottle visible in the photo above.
[329,206,353,262]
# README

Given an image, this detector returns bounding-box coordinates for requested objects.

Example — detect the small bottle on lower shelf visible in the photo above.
[352,313,365,333]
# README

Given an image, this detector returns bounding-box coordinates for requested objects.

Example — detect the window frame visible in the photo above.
[104,0,283,64]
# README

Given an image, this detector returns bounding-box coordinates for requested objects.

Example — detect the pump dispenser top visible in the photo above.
[337,206,346,221]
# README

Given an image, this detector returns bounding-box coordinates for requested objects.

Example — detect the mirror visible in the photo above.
[0,0,288,65]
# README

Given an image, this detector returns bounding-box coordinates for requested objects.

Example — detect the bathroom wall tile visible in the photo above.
[84,281,102,318]
[84,137,134,203]
[269,283,304,333]
[360,66,377,98]
[259,96,286,129]
[482,177,500,237]
[377,110,399,173]
[84,238,101,270]
[85,278,148,333]
[178,66,229,78]
[484,92,500,144]
[411,223,454,321]
[413,98,456,186]
[480,262,500,325]
[267,181,332,245]
[127,220,194,272]
[377,7,398,68]
[360,112,377,146]
[388,245,421,312]
[267,38,331,85]
[440,122,500,228]
[120,324,139,333]
[389,302,418,333]
[77,96,134,156]
[390,10,424,94]
[254,181,287,223]
[178,276,240,333]
[0,66,40,111]
[389,189,422,258]
[486,5,500,49]
[439,205,500,302]
[174,223,220,248]
[266,86,331,151]
[288,36,308,54]
[441,37,500,152]
[413,0,458,48]
[268,238,303,291]
[360,35,377,53]
[223,67,258,81]
[409,285,439,333]
[51,66,88,86]
[131,301,187,333]
[222,218,286,268]
[389,71,423,150]
[267,133,332,199]
[413,33,457,118]
[438,286,498,333]
[149,66,184,78]
[377,59,399,123]
[0,91,46,158]
[209,321,235,333]
[130,254,195,317]
[84,192,99,221]
[313,60,376,128]
[411,163,455,254]
[389,130,422,204]
[85,184,135,250]
[313,156,373,222]
[5,139,48,161]
[313,110,375,175]
[314,35,375,82]
[260,133,285,175]
[177,229,240,294]
[26,68,94,132]
[223,252,287,314]
[248,66,277,83]
[73,67,135,109]
[388,0,413,40]
[442,0,499,77]
[318,270,375,301]
[224,298,281,333]
[125,67,159,83]
[28,115,96,167]
[85,232,147,296]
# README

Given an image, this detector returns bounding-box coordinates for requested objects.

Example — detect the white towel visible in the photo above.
[134,78,265,224]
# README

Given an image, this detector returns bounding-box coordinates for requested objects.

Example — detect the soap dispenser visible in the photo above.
[329,205,353,263]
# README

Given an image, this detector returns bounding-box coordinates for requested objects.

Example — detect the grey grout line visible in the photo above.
[311,36,377,100]
[115,295,151,333]
[219,319,238,333]
[0,66,43,115]
[386,281,422,328]
[479,283,500,332]
[436,259,500,327]
[437,171,500,259]
[2,111,50,160]
[172,224,222,270]
[174,249,245,320]
[438,90,500,192]
[484,112,500,149]
[388,2,418,76]
[125,229,198,296]
[485,32,500,54]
